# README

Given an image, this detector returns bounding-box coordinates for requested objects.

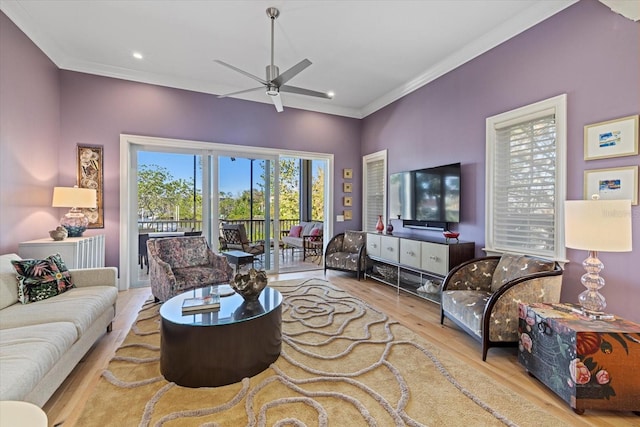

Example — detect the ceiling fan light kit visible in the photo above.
[215,7,332,112]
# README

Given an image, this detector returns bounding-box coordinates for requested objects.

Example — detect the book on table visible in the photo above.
[182,294,221,314]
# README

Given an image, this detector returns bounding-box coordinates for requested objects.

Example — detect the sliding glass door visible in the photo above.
[121,134,332,290]
[218,154,278,271]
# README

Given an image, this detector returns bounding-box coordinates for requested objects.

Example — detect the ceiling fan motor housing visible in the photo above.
[266,64,279,83]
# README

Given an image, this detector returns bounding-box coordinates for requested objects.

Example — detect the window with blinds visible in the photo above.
[362,151,387,232]
[485,95,566,260]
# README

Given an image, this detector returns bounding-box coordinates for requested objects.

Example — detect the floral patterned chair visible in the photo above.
[324,231,368,280]
[147,236,233,302]
[440,253,563,360]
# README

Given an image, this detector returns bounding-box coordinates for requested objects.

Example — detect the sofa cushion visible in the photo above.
[12,254,75,304]
[288,225,303,237]
[0,322,78,401]
[490,254,555,292]
[0,254,21,310]
[173,266,234,291]
[0,286,117,336]
[441,290,492,338]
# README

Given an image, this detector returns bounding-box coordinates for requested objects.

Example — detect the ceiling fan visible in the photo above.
[215,7,333,112]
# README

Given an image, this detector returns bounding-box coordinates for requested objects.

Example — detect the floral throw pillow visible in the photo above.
[11,253,75,304]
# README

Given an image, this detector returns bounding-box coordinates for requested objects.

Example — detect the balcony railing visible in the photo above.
[137,219,302,242]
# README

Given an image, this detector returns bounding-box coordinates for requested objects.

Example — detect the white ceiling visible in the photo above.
[1,0,580,118]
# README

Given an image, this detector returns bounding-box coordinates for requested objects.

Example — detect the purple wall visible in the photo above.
[57,72,361,267]
[1,1,639,321]
[0,12,61,251]
[361,0,640,321]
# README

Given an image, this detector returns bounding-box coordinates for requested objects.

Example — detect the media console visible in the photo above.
[365,232,475,304]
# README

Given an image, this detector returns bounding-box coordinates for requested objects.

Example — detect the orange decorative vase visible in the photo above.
[376,215,384,233]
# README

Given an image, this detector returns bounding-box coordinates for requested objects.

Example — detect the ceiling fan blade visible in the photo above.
[217,86,264,98]
[271,59,312,87]
[280,85,332,99]
[269,92,284,112]
[214,60,268,85]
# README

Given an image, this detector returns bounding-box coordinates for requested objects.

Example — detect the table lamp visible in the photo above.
[52,186,97,237]
[564,196,632,316]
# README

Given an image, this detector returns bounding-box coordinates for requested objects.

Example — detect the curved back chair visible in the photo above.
[440,253,563,360]
[324,230,368,280]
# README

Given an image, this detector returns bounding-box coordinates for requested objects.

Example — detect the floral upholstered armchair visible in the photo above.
[440,253,563,360]
[147,236,233,302]
[324,231,368,280]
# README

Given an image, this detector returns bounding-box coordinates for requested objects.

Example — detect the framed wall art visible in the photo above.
[343,196,352,207]
[343,182,352,193]
[584,165,638,205]
[343,210,353,220]
[77,144,104,228]
[343,168,353,179]
[584,115,639,160]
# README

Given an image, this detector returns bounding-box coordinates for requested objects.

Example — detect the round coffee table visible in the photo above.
[159,285,282,387]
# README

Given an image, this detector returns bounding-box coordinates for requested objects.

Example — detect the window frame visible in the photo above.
[362,150,387,232]
[485,94,567,261]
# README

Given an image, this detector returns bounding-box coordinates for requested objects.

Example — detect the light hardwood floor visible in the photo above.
[44,270,639,426]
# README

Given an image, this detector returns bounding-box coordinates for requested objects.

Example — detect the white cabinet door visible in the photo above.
[366,233,381,258]
[420,242,449,276]
[380,235,399,263]
[400,239,421,269]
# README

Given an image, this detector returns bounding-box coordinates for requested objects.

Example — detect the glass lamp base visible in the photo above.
[60,214,88,237]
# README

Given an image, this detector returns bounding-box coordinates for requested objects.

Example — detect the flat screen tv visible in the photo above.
[389,163,461,225]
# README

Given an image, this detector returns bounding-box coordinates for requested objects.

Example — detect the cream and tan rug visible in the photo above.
[77,279,563,426]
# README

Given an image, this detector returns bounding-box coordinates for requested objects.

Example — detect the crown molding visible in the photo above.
[360,0,579,118]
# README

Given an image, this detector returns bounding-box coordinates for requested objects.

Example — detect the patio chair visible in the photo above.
[147,235,233,302]
[219,224,265,258]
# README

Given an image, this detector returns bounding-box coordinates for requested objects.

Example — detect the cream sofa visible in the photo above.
[0,253,118,407]
[281,221,323,260]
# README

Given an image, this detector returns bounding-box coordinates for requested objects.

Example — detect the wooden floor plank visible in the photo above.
[42,270,639,426]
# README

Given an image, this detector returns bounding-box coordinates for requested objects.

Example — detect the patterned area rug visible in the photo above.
[77,279,563,426]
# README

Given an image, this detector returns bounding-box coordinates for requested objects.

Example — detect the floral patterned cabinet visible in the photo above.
[518,303,640,414]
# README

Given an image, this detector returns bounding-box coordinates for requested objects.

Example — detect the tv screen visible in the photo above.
[389,163,461,224]
[389,171,414,220]
[414,163,460,223]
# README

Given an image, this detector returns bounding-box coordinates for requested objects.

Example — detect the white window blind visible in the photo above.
[493,114,556,254]
[362,150,387,232]
[486,94,566,260]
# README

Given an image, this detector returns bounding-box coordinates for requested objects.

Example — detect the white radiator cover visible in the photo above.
[18,235,105,269]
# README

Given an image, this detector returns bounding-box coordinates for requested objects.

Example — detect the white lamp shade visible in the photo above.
[52,187,97,209]
[564,199,632,252]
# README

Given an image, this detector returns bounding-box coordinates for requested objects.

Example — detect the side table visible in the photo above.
[0,401,48,427]
[518,303,640,414]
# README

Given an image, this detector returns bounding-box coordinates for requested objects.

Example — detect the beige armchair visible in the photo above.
[147,236,233,302]
[324,231,368,280]
[440,253,563,360]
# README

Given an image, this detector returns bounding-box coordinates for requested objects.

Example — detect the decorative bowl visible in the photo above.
[230,268,268,301]
[443,231,460,240]
[49,226,68,241]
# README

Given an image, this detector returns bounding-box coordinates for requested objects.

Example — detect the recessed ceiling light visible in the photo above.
[132,52,143,60]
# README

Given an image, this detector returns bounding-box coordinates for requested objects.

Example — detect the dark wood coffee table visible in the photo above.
[222,250,255,272]
[159,285,282,387]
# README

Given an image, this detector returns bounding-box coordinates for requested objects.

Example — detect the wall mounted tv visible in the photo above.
[389,163,461,227]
